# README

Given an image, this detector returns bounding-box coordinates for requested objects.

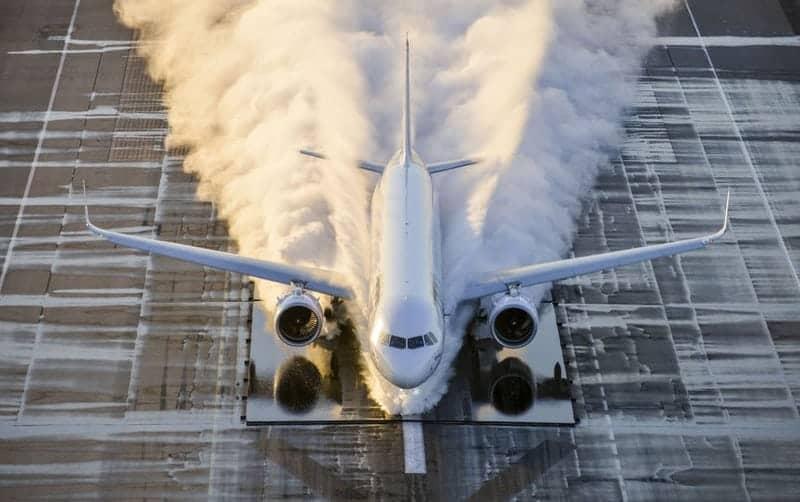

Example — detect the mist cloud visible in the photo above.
[116,0,675,414]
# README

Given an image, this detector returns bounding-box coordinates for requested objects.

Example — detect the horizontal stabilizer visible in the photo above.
[299,149,384,174]
[428,158,480,174]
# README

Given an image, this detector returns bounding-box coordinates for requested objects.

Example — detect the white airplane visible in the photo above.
[85,39,730,389]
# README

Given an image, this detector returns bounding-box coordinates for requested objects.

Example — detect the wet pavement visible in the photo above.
[1,0,800,499]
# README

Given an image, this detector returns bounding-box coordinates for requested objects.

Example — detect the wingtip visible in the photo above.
[81,180,90,228]
[722,189,731,233]
[710,189,730,240]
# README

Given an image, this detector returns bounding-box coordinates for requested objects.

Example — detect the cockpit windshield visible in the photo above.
[380,331,438,349]
[408,336,424,349]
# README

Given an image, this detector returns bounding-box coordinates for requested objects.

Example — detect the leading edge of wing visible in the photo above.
[82,183,353,299]
[462,191,731,300]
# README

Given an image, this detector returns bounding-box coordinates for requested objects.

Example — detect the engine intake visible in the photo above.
[489,293,538,348]
[274,289,324,346]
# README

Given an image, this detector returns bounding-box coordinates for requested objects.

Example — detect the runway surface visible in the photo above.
[1,0,800,499]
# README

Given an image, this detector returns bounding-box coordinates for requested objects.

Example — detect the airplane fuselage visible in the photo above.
[368,150,445,388]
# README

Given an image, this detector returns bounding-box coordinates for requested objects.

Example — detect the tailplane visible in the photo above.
[300,37,480,176]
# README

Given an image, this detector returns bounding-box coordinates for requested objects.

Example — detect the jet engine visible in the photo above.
[274,288,324,346]
[488,293,538,348]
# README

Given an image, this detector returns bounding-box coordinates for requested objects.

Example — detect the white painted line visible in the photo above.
[0,0,82,293]
[8,47,132,55]
[124,155,167,411]
[683,0,800,295]
[12,0,81,423]
[654,35,800,47]
[683,0,800,422]
[402,418,426,474]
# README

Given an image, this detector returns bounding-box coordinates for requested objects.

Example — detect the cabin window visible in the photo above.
[408,336,424,349]
[389,335,406,349]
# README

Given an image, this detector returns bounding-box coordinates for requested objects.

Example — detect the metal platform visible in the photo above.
[243,300,575,425]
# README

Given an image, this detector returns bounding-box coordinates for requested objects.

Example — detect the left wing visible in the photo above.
[462,192,730,301]
[83,187,353,299]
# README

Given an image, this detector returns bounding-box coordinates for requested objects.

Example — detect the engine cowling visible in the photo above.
[274,289,324,346]
[488,293,539,348]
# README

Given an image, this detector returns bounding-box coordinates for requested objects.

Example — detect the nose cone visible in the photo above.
[372,345,441,389]
[369,295,443,388]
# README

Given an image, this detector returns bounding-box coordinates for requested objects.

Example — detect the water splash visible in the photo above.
[115,0,675,414]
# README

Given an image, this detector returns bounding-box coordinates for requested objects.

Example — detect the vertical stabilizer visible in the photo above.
[402,36,412,163]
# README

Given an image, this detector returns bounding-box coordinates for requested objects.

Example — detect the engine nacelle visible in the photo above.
[488,293,539,348]
[274,289,324,346]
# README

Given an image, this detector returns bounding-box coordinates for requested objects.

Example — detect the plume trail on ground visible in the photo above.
[115,0,674,414]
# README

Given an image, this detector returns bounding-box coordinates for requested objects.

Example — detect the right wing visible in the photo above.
[83,189,353,299]
[462,192,730,300]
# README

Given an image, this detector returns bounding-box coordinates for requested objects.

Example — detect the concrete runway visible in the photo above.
[1,0,800,499]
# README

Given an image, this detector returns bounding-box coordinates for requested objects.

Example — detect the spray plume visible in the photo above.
[115,0,674,414]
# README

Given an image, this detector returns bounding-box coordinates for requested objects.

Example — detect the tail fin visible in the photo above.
[402,35,412,163]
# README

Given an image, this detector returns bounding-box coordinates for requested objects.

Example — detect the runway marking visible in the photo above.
[124,155,166,411]
[0,0,81,293]
[665,69,800,419]
[208,211,237,497]
[8,47,132,55]
[683,0,800,423]
[683,0,800,296]
[654,35,800,47]
[0,107,166,123]
[402,419,427,474]
[11,0,82,423]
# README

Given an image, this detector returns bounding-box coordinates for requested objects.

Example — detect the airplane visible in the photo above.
[84,38,730,389]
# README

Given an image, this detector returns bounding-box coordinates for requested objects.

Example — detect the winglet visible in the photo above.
[722,189,731,233]
[707,189,731,242]
[81,180,90,228]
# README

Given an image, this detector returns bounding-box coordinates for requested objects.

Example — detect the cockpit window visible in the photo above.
[379,332,391,346]
[389,335,406,349]
[424,332,438,346]
[408,336,424,349]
